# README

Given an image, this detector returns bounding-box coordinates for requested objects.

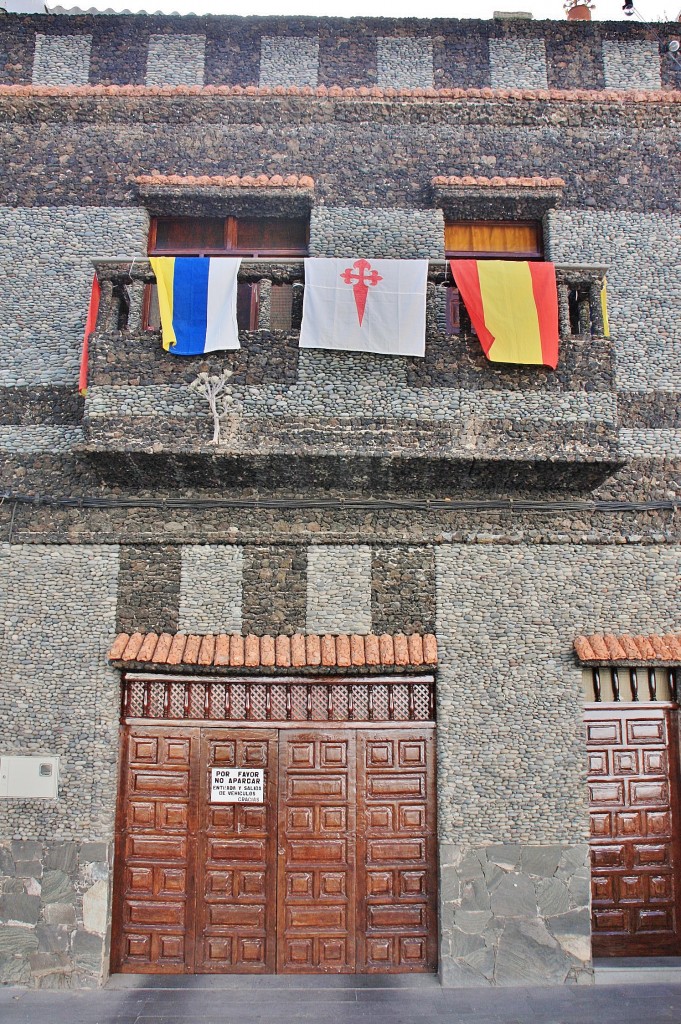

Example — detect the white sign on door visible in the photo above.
[210,767,264,804]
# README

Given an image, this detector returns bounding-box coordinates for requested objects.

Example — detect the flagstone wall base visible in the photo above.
[439,843,593,987]
[0,839,112,989]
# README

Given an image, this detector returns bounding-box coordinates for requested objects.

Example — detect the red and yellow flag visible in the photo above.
[450,260,559,370]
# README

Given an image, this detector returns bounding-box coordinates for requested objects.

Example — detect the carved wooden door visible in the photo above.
[114,720,437,974]
[277,731,357,972]
[194,730,278,972]
[586,706,681,956]
[357,730,437,972]
[112,726,198,972]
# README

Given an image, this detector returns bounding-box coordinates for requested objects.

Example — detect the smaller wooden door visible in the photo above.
[586,705,681,956]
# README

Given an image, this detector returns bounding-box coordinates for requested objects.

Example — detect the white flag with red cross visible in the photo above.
[299,258,429,357]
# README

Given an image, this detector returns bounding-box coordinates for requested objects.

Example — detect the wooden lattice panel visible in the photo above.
[122,677,435,724]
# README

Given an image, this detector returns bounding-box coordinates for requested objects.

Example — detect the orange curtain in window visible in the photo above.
[445,222,541,257]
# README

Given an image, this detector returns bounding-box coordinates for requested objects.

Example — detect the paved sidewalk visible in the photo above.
[1,977,680,1024]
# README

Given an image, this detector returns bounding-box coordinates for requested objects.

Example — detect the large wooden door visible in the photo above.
[586,705,681,956]
[113,722,437,974]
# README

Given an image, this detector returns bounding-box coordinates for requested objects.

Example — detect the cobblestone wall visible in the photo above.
[0,208,147,387]
[435,542,681,846]
[179,545,243,634]
[0,545,119,988]
[4,15,669,92]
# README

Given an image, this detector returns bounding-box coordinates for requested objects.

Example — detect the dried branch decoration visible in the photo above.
[188,370,234,445]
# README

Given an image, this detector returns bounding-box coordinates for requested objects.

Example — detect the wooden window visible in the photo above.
[146,215,309,331]
[445,220,543,333]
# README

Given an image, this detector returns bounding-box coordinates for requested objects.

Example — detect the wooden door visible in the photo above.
[194,730,278,972]
[277,731,357,972]
[112,726,199,972]
[357,730,437,972]
[586,706,681,956]
[114,721,437,974]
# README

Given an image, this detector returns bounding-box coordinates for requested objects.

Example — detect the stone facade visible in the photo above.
[145,34,206,87]
[1,10,680,991]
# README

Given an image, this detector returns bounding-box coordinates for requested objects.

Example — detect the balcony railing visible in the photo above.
[92,259,609,341]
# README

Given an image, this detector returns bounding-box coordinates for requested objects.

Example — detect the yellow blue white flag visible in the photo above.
[150,256,241,355]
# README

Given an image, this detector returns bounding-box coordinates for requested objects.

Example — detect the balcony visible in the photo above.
[79,259,619,494]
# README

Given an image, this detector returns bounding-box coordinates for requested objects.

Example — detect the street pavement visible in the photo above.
[1,976,680,1024]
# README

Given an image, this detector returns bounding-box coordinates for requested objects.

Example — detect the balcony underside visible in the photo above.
[77,441,622,494]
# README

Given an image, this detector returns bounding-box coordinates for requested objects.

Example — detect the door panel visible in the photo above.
[113,726,198,973]
[357,730,437,972]
[195,730,277,973]
[277,731,356,973]
[586,706,681,956]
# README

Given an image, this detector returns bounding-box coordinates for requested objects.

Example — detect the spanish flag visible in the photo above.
[450,260,560,370]
[150,256,241,355]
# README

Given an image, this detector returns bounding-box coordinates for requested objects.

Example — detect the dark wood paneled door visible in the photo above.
[113,723,437,974]
[586,705,681,956]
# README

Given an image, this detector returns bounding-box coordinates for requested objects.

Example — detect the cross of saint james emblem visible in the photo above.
[340,259,383,326]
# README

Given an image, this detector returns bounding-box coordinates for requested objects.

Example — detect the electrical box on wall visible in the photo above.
[0,756,60,799]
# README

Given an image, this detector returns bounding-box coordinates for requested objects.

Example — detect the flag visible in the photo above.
[299,258,428,357]
[79,273,101,396]
[601,278,610,338]
[150,256,241,355]
[450,259,560,370]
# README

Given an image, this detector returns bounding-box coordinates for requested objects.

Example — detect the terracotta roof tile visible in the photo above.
[423,635,438,665]
[260,634,275,668]
[152,633,174,664]
[214,634,230,667]
[230,634,245,668]
[379,634,395,666]
[393,634,410,667]
[432,174,565,188]
[575,633,681,665]
[109,632,130,660]
[2,85,679,105]
[183,634,201,665]
[167,633,187,665]
[336,635,351,668]
[198,635,215,666]
[408,634,424,666]
[137,632,159,663]
[275,635,291,668]
[364,634,380,666]
[122,632,144,661]
[305,634,322,667]
[291,634,307,668]
[321,635,337,667]
[135,173,314,190]
[108,632,438,671]
[244,635,260,668]
[350,635,365,667]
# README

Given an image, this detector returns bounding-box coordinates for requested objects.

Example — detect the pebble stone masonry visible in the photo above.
[0,9,680,991]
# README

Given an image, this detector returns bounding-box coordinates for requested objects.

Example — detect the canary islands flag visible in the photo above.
[451,259,560,370]
[150,256,241,355]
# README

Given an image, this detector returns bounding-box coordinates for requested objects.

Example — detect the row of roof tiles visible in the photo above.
[109,632,438,669]
[574,634,681,665]
[136,173,315,189]
[1,84,679,103]
[432,175,565,188]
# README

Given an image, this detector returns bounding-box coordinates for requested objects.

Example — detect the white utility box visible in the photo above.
[0,756,60,799]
